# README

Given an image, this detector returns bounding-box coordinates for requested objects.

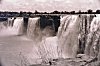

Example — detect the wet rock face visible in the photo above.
[23,17,29,33]
[40,15,60,32]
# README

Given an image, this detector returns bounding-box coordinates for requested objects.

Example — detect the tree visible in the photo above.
[53,10,60,14]
[34,10,39,14]
[87,9,93,14]
[96,10,100,14]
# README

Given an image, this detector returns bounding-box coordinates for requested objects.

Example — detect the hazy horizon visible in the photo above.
[0,0,100,12]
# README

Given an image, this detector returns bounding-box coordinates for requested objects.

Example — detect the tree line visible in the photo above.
[0,9,100,17]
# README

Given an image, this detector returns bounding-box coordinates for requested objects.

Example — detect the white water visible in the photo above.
[0,17,24,36]
[0,22,7,32]
[26,17,58,64]
[7,18,15,27]
[27,17,41,41]
[85,15,100,57]
[0,15,83,65]
[57,15,80,58]
[38,36,58,62]
[12,17,24,35]
[0,18,15,36]
[90,16,100,32]
[0,15,99,66]
[0,17,34,66]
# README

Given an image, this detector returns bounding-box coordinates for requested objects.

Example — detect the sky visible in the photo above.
[0,0,100,12]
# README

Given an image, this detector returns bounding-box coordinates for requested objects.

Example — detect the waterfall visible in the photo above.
[0,22,7,31]
[78,14,95,54]
[12,17,24,35]
[27,17,41,41]
[0,17,24,36]
[0,15,99,65]
[27,17,56,41]
[85,15,100,58]
[7,18,15,27]
[0,17,15,36]
[57,14,100,60]
[38,36,58,63]
[57,15,80,58]
[0,17,15,29]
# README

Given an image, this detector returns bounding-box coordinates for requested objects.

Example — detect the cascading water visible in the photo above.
[85,15,100,58]
[12,17,24,35]
[0,22,7,31]
[38,36,58,64]
[26,16,58,64]
[0,14,100,66]
[7,18,15,27]
[0,17,35,66]
[57,15,80,58]
[0,17,23,36]
[78,14,95,54]
[0,17,15,36]
[26,17,42,41]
